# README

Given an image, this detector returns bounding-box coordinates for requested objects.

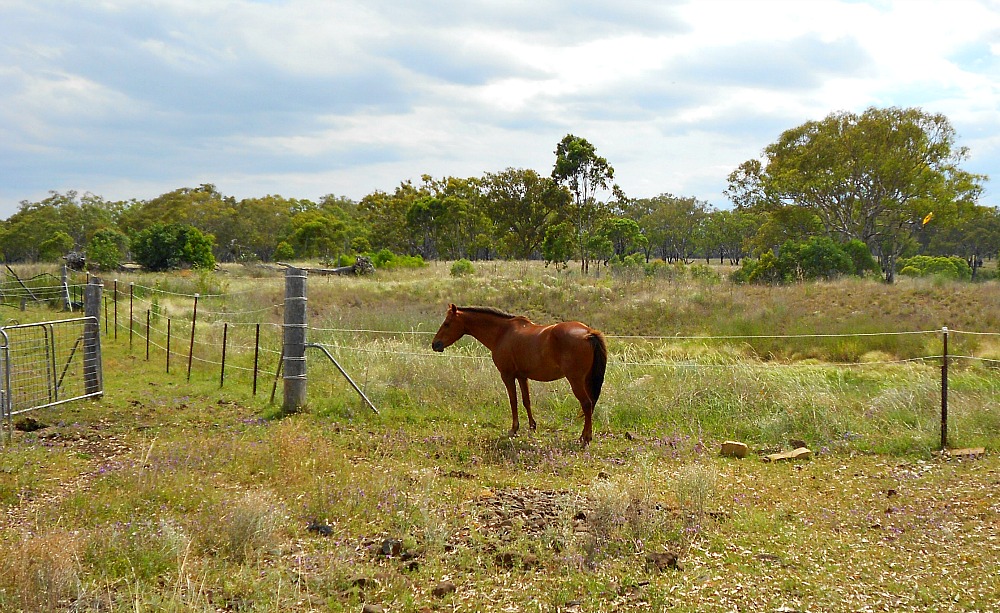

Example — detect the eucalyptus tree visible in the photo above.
[596,217,647,260]
[359,181,424,255]
[118,184,232,237]
[727,106,986,282]
[0,196,70,261]
[551,134,617,273]
[924,203,1000,279]
[0,191,121,261]
[699,209,760,264]
[639,194,710,263]
[479,167,570,259]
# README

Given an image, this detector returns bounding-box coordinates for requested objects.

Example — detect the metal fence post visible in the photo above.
[941,326,949,451]
[62,265,72,312]
[283,267,307,413]
[84,277,103,395]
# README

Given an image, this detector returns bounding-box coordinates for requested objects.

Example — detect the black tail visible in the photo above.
[587,332,607,404]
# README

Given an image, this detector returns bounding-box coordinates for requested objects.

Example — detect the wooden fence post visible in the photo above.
[283,267,308,413]
[187,293,199,382]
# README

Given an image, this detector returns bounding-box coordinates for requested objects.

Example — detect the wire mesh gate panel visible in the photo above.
[0,317,103,425]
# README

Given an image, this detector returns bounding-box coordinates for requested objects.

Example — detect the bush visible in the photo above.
[897,255,972,280]
[450,259,475,277]
[841,239,879,277]
[87,228,130,271]
[367,249,426,270]
[732,236,860,284]
[272,241,295,262]
[795,236,854,280]
[131,223,216,272]
[39,231,74,262]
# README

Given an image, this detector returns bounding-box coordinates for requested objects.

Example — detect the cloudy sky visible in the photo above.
[2,0,998,219]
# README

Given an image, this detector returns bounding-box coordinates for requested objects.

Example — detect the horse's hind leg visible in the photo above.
[518,377,536,431]
[568,376,595,447]
[501,374,520,437]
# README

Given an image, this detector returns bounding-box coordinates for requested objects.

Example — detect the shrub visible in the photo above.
[732,237,861,284]
[897,255,972,280]
[39,231,74,262]
[131,223,216,271]
[272,241,295,262]
[87,228,130,271]
[367,249,426,270]
[841,239,879,277]
[450,258,475,277]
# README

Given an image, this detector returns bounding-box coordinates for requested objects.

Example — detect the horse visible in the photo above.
[431,304,607,447]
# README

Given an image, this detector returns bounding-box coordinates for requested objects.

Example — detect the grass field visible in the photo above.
[0,261,997,611]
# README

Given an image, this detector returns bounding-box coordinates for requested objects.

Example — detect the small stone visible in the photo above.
[14,416,46,432]
[763,447,812,463]
[380,539,403,557]
[943,447,985,459]
[495,552,517,569]
[306,521,332,536]
[720,441,749,458]
[645,551,680,572]
[362,605,385,613]
[351,576,372,589]
[431,581,457,598]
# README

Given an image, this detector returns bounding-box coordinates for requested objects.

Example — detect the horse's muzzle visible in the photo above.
[432,340,444,352]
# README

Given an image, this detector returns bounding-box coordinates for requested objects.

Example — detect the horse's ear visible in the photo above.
[448,303,457,313]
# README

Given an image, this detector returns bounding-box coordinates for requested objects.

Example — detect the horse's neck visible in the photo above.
[463,314,511,351]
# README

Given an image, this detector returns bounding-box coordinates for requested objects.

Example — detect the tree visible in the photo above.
[131,223,216,271]
[480,168,570,259]
[551,134,616,273]
[39,231,74,261]
[639,194,709,263]
[358,181,423,255]
[700,209,760,264]
[286,211,347,259]
[542,221,575,270]
[748,206,824,256]
[0,198,69,261]
[87,228,130,271]
[726,107,986,282]
[596,217,647,259]
[118,184,230,236]
[924,203,1000,280]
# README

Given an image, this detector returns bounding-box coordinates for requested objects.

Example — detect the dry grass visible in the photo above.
[0,261,997,610]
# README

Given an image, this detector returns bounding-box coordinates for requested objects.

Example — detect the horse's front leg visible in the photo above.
[501,374,520,437]
[518,377,536,431]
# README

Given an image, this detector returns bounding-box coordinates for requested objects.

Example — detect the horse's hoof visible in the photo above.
[507,430,518,438]
[528,422,537,431]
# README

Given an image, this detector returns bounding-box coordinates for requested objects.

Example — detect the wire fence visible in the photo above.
[98,280,1000,394]
[8,268,996,449]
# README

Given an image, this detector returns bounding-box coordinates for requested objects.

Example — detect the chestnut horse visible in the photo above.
[431,304,607,446]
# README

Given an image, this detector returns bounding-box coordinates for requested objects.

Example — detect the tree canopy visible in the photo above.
[726,106,987,282]
[1,115,996,280]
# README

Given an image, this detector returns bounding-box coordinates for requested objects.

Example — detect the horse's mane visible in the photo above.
[456,305,517,319]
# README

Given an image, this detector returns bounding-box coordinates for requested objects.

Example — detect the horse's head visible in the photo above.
[432,303,465,352]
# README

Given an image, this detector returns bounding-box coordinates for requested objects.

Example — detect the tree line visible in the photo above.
[3,107,998,282]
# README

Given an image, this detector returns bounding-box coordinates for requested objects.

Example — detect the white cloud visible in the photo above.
[1,0,998,215]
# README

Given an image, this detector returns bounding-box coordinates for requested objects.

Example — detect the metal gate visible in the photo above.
[0,317,103,433]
